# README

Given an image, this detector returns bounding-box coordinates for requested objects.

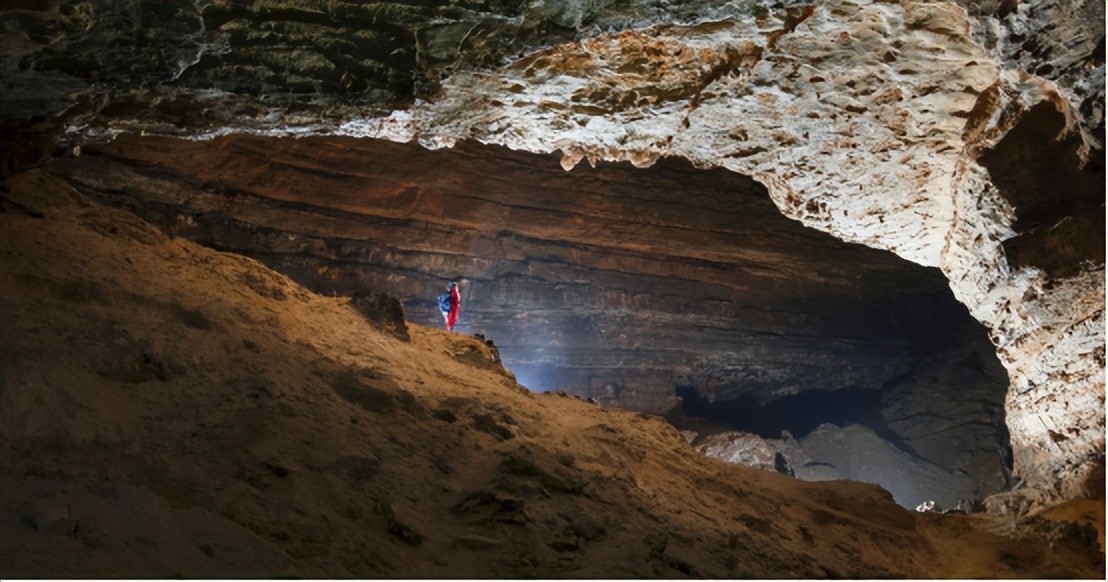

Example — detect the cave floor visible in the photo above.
[0,168,1103,578]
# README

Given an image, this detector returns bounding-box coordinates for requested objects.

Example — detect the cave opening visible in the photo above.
[52,133,1013,508]
[675,385,890,442]
[1,0,1104,574]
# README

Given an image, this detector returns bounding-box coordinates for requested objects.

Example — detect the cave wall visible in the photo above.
[361,0,1105,506]
[43,131,1016,506]
[0,0,1103,505]
[51,134,979,412]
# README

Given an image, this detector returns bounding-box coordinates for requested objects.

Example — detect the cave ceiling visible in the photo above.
[0,0,1103,504]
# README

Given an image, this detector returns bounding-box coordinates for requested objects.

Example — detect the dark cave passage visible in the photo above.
[668,314,1014,509]
[675,385,893,442]
[0,0,1103,575]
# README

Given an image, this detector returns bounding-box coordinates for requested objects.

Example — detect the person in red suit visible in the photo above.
[440,281,461,331]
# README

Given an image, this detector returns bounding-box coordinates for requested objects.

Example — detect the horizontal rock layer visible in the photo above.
[53,134,986,410]
[3,167,1101,578]
[349,0,1104,506]
[0,0,1102,504]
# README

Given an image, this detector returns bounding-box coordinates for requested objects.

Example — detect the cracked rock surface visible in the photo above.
[3,167,1102,577]
[0,0,1103,507]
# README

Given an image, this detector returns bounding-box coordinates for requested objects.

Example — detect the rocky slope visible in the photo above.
[41,132,1019,506]
[353,1,1105,505]
[1,167,1104,578]
[0,0,1102,510]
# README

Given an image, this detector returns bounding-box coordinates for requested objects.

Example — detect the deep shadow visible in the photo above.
[675,384,900,443]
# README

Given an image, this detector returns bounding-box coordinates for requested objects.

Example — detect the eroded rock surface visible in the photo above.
[5,170,1102,577]
[369,0,1105,507]
[48,134,978,408]
[37,129,1015,508]
[697,422,989,510]
[0,0,1103,506]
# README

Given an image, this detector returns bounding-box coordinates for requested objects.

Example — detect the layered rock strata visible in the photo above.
[49,134,980,407]
[0,0,1102,505]
[359,0,1106,507]
[2,168,1102,578]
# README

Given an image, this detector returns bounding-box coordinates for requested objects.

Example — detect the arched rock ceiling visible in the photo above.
[0,0,1103,504]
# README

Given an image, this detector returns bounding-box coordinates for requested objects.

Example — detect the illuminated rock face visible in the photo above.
[363,0,1106,507]
[0,0,1102,506]
[46,132,1011,506]
[51,135,973,401]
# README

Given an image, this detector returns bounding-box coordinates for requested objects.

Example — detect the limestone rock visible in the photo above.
[51,134,986,410]
[2,157,1104,578]
[350,289,409,341]
[880,332,1014,500]
[799,423,978,510]
[0,0,1101,505]
[694,431,780,473]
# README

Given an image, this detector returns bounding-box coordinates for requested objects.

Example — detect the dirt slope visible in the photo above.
[0,169,1103,578]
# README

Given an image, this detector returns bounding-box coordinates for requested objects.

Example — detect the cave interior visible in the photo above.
[0,0,1104,577]
[49,132,1015,510]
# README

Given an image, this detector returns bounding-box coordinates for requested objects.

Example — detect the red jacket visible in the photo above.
[446,285,461,329]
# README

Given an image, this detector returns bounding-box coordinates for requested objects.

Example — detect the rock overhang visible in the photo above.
[0,0,1103,507]
[43,129,1017,508]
